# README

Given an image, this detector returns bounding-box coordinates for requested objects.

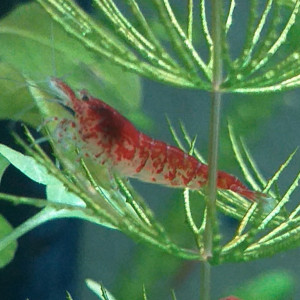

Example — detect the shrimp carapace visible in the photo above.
[49,78,270,203]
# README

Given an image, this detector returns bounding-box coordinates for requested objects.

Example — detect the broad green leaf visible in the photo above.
[0,206,115,262]
[46,180,85,207]
[0,2,148,129]
[0,214,17,268]
[0,144,116,228]
[0,143,83,207]
[0,154,10,185]
[86,279,117,300]
[0,63,41,127]
[229,271,295,300]
[0,208,62,254]
[0,144,50,185]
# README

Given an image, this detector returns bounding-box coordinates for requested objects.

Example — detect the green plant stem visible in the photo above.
[203,91,221,257]
[200,261,211,300]
[201,0,223,299]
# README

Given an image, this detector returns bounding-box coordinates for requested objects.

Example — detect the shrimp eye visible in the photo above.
[81,94,89,101]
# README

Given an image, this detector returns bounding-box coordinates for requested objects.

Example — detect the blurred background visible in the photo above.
[0,0,299,299]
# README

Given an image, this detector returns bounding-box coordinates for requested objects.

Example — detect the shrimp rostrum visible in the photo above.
[50,78,270,203]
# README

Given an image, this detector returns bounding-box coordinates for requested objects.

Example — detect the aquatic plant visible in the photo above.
[0,1,300,299]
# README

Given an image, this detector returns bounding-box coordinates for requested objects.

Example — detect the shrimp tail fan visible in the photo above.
[252,191,276,212]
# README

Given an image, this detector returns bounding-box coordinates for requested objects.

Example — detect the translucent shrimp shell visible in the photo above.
[50,78,271,204]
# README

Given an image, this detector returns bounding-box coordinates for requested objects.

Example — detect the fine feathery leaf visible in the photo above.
[239,0,274,69]
[152,0,210,79]
[263,148,298,193]
[92,0,178,73]
[18,0,300,92]
[225,0,236,34]
[166,116,187,152]
[179,121,206,163]
[142,285,148,300]
[184,188,199,234]
[228,122,261,191]
[258,170,300,231]
[243,222,300,260]
[200,0,213,63]
[86,279,117,300]
[187,0,193,42]
[2,0,300,269]
[36,0,204,88]
[124,0,168,57]
[66,291,74,300]
[171,289,177,300]
[225,0,300,92]
[240,138,267,188]
[236,202,258,236]
[248,0,300,76]
[0,131,200,261]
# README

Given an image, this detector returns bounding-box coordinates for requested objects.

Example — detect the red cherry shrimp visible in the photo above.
[49,77,270,203]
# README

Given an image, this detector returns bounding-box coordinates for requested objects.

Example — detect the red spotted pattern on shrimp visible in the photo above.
[49,78,270,203]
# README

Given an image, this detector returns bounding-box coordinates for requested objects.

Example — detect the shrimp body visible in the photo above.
[50,78,266,202]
